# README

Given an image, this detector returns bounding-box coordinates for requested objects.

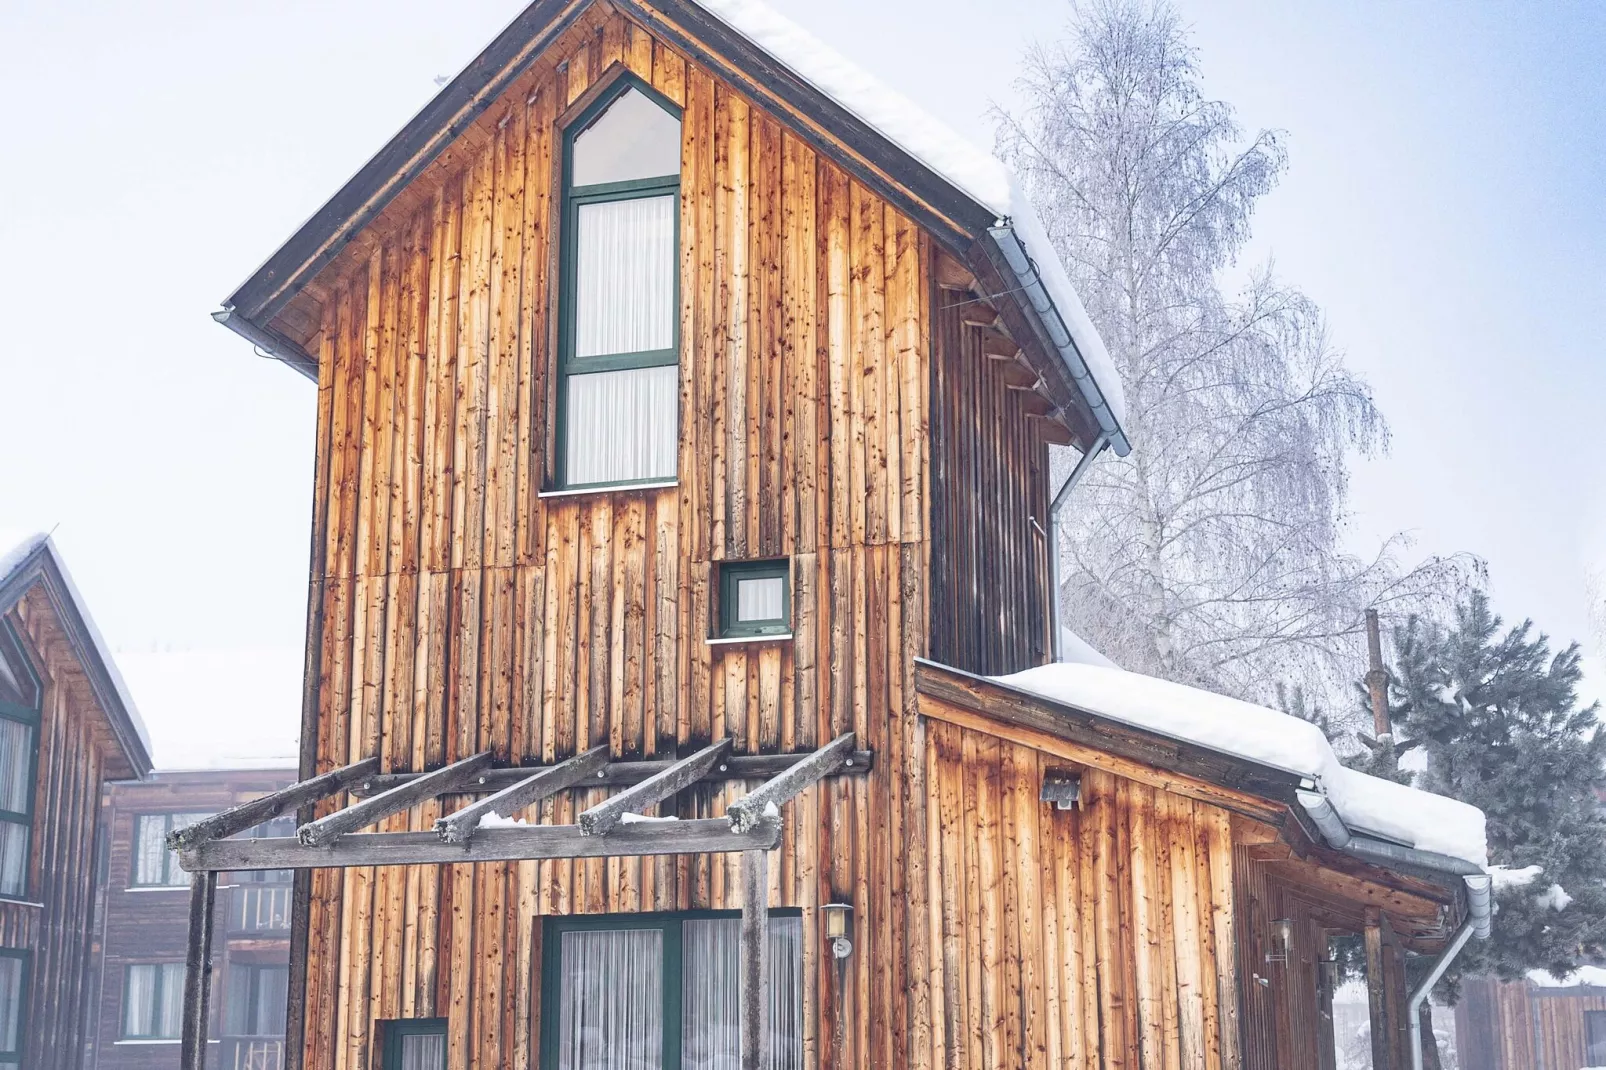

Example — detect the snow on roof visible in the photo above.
[994,662,1488,867]
[113,647,301,772]
[692,0,1128,432]
[0,528,153,764]
[1529,965,1606,988]
[1059,627,1118,669]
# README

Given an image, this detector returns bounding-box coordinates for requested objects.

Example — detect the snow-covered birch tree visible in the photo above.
[995,0,1471,709]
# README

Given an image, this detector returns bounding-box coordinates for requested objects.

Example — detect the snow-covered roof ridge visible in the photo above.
[0,528,154,769]
[690,0,1128,433]
[993,661,1488,867]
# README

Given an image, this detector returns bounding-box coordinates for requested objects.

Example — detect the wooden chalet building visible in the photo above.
[196,2,1495,1069]
[1454,972,1606,1070]
[0,532,154,1070]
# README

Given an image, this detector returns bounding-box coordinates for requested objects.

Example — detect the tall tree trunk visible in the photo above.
[1419,1000,1444,1070]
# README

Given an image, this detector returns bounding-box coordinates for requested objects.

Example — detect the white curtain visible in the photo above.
[0,956,20,1054]
[134,816,167,885]
[158,964,185,1038]
[401,1032,446,1070]
[0,826,24,900]
[0,720,30,814]
[680,918,803,1070]
[556,928,663,1070]
[736,578,785,624]
[575,195,676,359]
[124,963,184,1038]
[565,365,678,486]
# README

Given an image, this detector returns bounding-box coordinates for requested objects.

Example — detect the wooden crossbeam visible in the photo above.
[578,738,732,836]
[167,757,380,852]
[349,748,874,797]
[298,751,492,847]
[727,733,855,834]
[181,816,781,871]
[434,745,609,845]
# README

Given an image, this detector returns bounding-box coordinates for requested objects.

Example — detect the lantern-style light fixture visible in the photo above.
[1266,918,1294,964]
[822,902,854,959]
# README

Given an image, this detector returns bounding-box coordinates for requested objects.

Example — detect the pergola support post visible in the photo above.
[180,870,217,1070]
[740,849,769,1070]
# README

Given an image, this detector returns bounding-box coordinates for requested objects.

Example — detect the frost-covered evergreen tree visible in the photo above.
[995,0,1468,708]
[1387,592,1606,985]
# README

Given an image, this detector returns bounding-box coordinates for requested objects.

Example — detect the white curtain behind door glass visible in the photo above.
[565,365,678,486]
[557,928,663,1070]
[680,917,803,1070]
[575,195,675,359]
[0,720,30,815]
[401,1033,447,1070]
[0,955,18,1053]
[736,577,785,623]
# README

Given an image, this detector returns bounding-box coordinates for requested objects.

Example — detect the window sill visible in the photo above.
[0,895,42,909]
[115,1039,216,1046]
[539,480,677,500]
[124,885,190,893]
[705,633,793,647]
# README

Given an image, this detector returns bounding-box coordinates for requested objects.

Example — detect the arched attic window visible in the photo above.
[0,622,40,901]
[557,79,683,489]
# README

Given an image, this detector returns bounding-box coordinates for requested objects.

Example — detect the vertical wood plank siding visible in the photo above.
[1455,976,1606,1070]
[925,720,1240,1070]
[927,293,1052,675]
[4,590,133,1070]
[299,12,935,1070]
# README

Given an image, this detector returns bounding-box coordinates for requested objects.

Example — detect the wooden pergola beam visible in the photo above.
[182,815,781,871]
[435,745,609,844]
[167,756,380,851]
[578,738,732,836]
[298,751,492,847]
[349,747,873,797]
[740,849,769,1070]
[727,733,855,834]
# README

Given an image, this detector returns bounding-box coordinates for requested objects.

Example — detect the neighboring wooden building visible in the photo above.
[0,533,153,1070]
[203,2,1492,1069]
[88,769,295,1070]
[1455,974,1606,1070]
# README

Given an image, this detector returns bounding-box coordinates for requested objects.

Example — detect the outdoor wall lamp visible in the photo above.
[1266,918,1294,964]
[822,902,854,959]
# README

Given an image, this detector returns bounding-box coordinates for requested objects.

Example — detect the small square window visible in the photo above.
[718,560,791,638]
[381,1018,447,1070]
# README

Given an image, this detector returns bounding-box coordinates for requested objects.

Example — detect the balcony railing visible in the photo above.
[219,1037,284,1070]
[227,883,292,934]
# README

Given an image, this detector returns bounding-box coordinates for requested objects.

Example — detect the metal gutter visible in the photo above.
[1297,790,1492,934]
[987,225,1130,457]
[211,308,319,381]
[1047,431,1111,663]
[1409,920,1477,1070]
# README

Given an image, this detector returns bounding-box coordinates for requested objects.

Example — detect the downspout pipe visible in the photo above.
[1408,920,1477,1070]
[1047,431,1111,664]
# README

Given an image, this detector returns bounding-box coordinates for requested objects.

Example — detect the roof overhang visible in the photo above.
[0,537,153,778]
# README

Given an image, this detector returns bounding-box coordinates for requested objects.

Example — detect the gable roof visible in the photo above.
[0,531,153,777]
[215,0,1130,456]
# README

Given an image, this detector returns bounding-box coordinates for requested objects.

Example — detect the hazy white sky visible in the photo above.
[1,1,1600,711]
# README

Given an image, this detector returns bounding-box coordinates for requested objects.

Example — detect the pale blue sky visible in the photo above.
[0,1,1599,707]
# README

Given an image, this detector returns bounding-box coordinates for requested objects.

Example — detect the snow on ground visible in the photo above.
[994,661,1487,866]
[113,647,301,771]
[692,0,1127,431]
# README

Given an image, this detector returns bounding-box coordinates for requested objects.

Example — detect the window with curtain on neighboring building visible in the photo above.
[122,963,185,1040]
[224,963,288,1038]
[0,622,39,901]
[0,950,26,1068]
[1588,1010,1606,1065]
[133,812,212,887]
[557,78,682,489]
[539,912,803,1069]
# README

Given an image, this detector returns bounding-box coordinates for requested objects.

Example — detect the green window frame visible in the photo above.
[555,73,684,490]
[0,622,40,902]
[538,909,802,1069]
[121,962,185,1040]
[0,948,27,1067]
[380,1018,448,1070]
[718,560,792,639]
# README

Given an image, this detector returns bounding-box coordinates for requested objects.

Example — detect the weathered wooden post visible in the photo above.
[180,870,217,1070]
[740,849,770,1070]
